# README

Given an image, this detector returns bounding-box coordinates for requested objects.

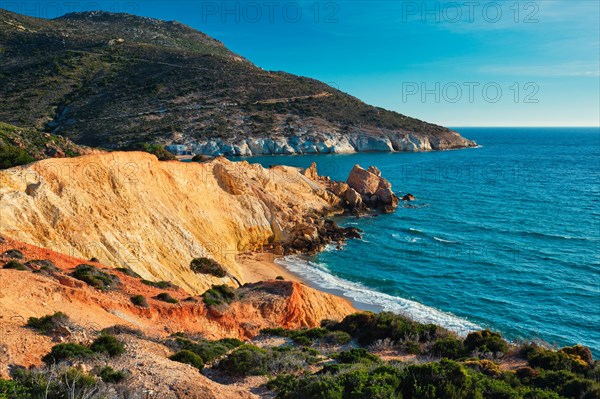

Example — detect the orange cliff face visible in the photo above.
[0,152,342,294]
[0,236,355,375]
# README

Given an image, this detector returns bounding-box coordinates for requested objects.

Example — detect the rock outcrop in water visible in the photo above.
[343,164,399,214]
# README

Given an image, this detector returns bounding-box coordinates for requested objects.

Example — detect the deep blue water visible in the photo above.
[239,128,600,354]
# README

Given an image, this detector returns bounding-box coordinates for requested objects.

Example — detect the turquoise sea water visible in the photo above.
[239,128,600,354]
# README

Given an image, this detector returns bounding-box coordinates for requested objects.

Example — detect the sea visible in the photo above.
[238,127,600,355]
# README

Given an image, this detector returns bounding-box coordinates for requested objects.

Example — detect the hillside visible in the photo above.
[0,9,476,155]
[1,240,597,398]
[0,151,378,293]
[0,122,97,168]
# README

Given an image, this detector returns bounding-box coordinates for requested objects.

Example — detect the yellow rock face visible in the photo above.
[0,152,336,293]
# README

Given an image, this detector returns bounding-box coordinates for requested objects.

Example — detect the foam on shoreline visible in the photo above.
[275,255,482,336]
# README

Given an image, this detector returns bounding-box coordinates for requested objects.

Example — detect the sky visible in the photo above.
[5,0,600,127]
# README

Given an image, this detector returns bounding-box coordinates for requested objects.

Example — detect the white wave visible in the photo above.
[276,256,480,336]
[392,233,420,243]
[433,236,457,244]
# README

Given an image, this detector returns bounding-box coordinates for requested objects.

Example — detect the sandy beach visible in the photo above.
[239,251,303,283]
[239,251,382,313]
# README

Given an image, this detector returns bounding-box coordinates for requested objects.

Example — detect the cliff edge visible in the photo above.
[0,152,347,293]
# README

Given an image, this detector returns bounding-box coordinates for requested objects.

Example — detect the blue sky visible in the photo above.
[7,0,600,126]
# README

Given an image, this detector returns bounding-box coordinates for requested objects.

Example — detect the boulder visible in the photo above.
[378,178,392,190]
[346,165,380,196]
[376,188,395,205]
[345,188,362,209]
[367,166,381,176]
[402,193,416,201]
[329,181,349,197]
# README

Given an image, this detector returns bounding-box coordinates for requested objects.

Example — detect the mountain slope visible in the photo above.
[0,9,476,155]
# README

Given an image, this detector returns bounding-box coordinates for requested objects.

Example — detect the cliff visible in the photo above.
[0,9,476,155]
[0,236,354,385]
[0,152,347,293]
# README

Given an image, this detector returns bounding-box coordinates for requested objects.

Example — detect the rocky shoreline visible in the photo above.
[188,130,478,156]
[280,163,401,255]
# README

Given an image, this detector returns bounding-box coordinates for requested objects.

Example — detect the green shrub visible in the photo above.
[26,312,70,334]
[431,336,465,359]
[0,378,30,398]
[127,143,176,161]
[202,284,236,307]
[169,350,205,371]
[90,334,125,357]
[99,366,126,383]
[261,327,352,346]
[1,249,23,259]
[131,295,149,307]
[154,292,179,303]
[190,257,227,278]
[532,370,600,398]
[464,329,508,355]
[42,343,94,364]
[400,359,472,399]
[559,345,594,366]
[3,260,27,270]
[270,365,403,399]
[24,259,58,274]
[335,348,380,365]
[171,337,242,363]
[0,144,35,169]
[141,279,176,289]
[70,264,120,290]
[216,345,270,376]
[115,267,141,278]
[8,366,98,398]
[217,345,312,377]
[330,312,447,347]
[527,346,593,374]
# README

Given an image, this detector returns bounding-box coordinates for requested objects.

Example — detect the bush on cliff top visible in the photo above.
[0,144,35,169]
[190,257,227,278]
[202,284,236,307]
[464,329,508,355]
[70,264,120,290]
[2,260,27,270]
[154,292,179,304]
[131,294,149,308]
[141,279,177,289]
[328,311,449,348]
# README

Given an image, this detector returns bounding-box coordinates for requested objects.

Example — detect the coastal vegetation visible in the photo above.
[26,312,70,334]
[0,122,88,169]
[153,292,179,304]
[5,311,596,399]
[70,264,120,291]
[190,257,228,278]
[0,10,473,154]
[202,284,237,307]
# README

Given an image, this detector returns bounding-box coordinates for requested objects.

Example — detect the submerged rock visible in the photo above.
[402,193,416,201]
